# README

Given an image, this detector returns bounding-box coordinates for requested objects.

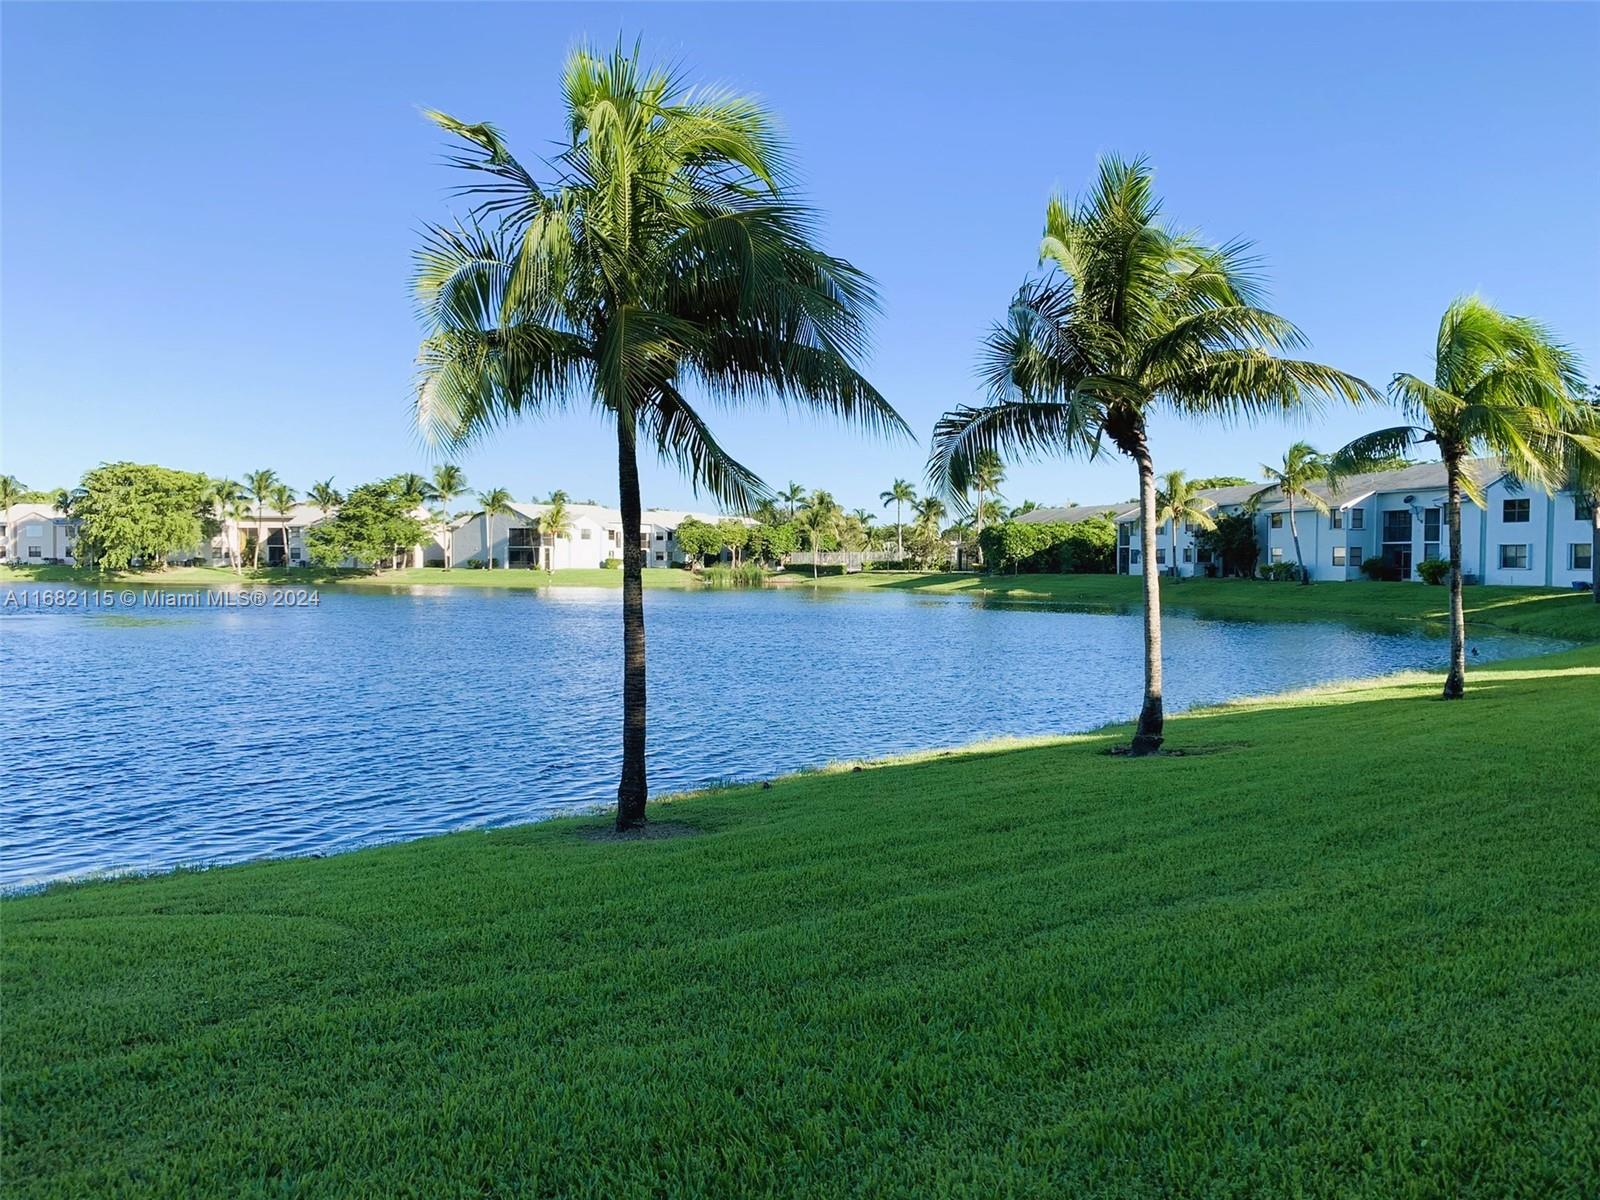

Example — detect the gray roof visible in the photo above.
[1248,457,1500,511]
[1015,503,1136,525]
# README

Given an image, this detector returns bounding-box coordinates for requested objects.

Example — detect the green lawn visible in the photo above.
[5,642,1599,1196]
[785,569,1600,642]
[0,563,699,590]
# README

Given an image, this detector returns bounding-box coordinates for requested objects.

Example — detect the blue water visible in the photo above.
[0,582,1559,889]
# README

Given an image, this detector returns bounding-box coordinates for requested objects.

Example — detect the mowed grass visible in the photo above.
[0,563,698,590]
[5,647,1599,1197]
[789,570,1600,642]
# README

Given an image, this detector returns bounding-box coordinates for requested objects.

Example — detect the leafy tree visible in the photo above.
[74,462,210,570]
[715,519,750,567]
[879,479,917,561]
[929,156,1373,754]
[475,487,514,569]
[978,517,1116,574]
[1332,297,1584,697]
[1008,499,1040,518]
[1188,475,1251,490]
[1247,443,1330,585]
[245,468,278,569]
[1195,512,1259,578]
[1155,470,1216,583]
[0,475,25,515]
[747,520,798,566]
[305,478,427,571]
[412,45,903,827]
[674,517,723,570]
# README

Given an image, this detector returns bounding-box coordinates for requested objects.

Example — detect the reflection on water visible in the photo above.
[0,584,1558,889]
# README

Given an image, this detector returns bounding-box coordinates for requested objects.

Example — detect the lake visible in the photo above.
[0,582,1559,889]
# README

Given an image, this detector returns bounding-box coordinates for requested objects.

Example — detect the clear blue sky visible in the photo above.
[4,2,1597,512]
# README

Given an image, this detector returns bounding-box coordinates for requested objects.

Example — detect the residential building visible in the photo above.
[1,503,79,564]
[450,503,742,570]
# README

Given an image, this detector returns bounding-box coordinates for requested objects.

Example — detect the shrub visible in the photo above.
[976,517,1116,574]
[1360,556,1387,581]
[601,558,621,570]
[1194,513,1260,579]
[1416,557,1449,585]
[1256,562,1303,582]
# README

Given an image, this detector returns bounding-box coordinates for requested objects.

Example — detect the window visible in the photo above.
[1130,550,1141,564]
[1577,497,1595,522]
[1154,548,1166,565]
[1423,508,1441,563]
[1330,510,1343,529]
[1349,508,1365,530]
[1383,510,1412,542]
[580,528,592,540]
[64,544,73,558]
[28,546,42,558]
[1269,513,1283,529]
[1331,546,1347,566]
[654,552,665,562]
[655,532,665,541]
[1350,545,1364,567]
[1271,547,1284,562]
[1498,544,1530,570]
[1572,543,1593,571]
[1502,498,1530,523]
[1196,547,1213,564]
[1184,520,1195,534]
[1182,546,1193,563]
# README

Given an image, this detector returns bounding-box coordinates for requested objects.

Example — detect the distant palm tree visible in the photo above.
[392,473,430,505]
[880,479,916,561]
[426,465,467,568]
[245,469,279,569]
[778,482,808,520]
[546,488,569,505]
[1565,385,1600,605]
[224,499,251,570]
[0,474,24,518]
[752,498,783,526]
[1155,470,1215,583]
[268,483,298,567]
[541,497,572,575]
[1334,297,1586,696]
[204,478,245,571]
[930,156,1374,753]
[1248,444,1328,585]
[969,450,1006,563]
[476,488,514,570]
[307,478,343,512]
[412,45,903,828]
[912,495,947,537]
[794,499,840,579]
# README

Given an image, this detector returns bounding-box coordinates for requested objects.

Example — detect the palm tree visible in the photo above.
[307,478,343,512]
[880,479,916,561]
[1333,297,1585,697]
[412,44,903,828]
[794,499,840,579]
[476,487,514,569]
[929,156,1374,754]
[393,473,430,505]
[224,499,251,569]
[541,496,572,575]
[968,450,1006,563]
[245,469,278,569]
[1154,470,1216,583]
[204,478,245,571]
[268,483,298,567]
[1248,443,1328,585]
[912,495,947,538]
[1568,385,1600,604]
[778,482,808,520]
[426,465,467,568]
[0,474,25,520]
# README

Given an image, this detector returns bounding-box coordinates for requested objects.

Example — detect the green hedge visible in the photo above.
[977,518,1117,574]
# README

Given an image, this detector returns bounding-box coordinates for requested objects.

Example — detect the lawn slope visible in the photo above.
[4,648,1598,1197]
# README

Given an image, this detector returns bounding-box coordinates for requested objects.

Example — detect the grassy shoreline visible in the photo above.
[5,643,1598,1195]
[5,562,1594,641]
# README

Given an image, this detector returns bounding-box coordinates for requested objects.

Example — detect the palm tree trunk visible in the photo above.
[1170,524,1179,584]
[896,500,904,561]
[811,537,818,579]
[616,416,649,830]
[1443,455,1467,699]
[483,513,493,570]
[254,506,263,569]
[1289,498,1309,585]
[1131,434,1164,755]
[1590,499,1599,605]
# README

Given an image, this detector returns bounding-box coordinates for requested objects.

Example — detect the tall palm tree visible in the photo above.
[1154,470,1216,584]
[413,43,903,828]
[778,482,808,520]
[268,483,298,567]
[393,473,430,505]
[224,499,251,570]
[794,499,840,579]
[476,487,514,570]
[968,450,1006,564]
[912,495,947,537]
[307,478,343,512]
[929,156,1374,754]
[1333,297,1585,697]
[1568,385,1600,604]
[1248,443,1329,585]
[204,478,245,571]
[426,465,467,568]
[541,496,572,575]
[879,479,916,561]
[245,468,279,569]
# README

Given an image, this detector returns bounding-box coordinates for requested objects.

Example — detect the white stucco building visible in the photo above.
[449,502,743,570]
[1104,458,1595,588]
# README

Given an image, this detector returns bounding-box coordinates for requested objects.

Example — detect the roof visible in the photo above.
[1016,503,1136,525]
[1247,457,1501,511]
[2,502,70,523]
